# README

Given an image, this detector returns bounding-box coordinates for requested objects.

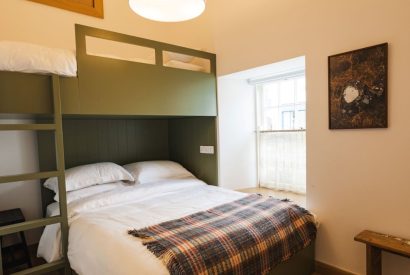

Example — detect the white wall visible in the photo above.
[0,120,42,244]
[217,76,257,190]
[209,0,410,274]
[0,1,214,52]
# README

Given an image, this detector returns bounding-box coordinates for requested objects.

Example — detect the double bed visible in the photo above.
[37,163,316,275]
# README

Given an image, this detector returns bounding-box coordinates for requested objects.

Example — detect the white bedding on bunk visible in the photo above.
[0,41,77,77]
[0,41,207,76]
[37,178,246,275]
[164,59,205,72]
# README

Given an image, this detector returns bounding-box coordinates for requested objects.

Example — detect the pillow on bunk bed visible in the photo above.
[123,160,194,184]
[0,41,77,77]
[44,162,134,193]
[164,51,195,63]
[53,181,125,203]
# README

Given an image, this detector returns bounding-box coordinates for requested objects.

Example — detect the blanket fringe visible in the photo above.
[128,229,153,240]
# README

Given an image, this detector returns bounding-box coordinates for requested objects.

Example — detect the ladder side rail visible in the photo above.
[52,75,70,274]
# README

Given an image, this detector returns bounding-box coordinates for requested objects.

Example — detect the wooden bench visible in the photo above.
[354,230,410,275]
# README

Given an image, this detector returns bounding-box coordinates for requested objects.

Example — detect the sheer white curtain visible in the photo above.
[259,131,306,194]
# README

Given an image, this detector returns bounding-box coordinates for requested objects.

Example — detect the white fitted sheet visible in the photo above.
[37,178,246,275]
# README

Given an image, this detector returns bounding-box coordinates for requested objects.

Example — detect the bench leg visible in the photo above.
[0,236,3,275]
[366,245,382,275]
[19,231,32,267]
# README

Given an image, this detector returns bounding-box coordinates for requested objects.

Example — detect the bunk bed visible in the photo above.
[0,25,316,275]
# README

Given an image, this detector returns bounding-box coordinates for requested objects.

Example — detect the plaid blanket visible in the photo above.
[128,194,317,275]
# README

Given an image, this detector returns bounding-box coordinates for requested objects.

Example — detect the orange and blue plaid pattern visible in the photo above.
[128,194,317,275]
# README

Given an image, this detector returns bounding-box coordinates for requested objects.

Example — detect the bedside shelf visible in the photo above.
[0,208,32,272]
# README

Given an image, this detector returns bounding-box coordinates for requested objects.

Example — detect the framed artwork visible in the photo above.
[328,43,388,129]
[29,0,104,18]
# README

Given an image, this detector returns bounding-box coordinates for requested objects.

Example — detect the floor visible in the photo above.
[2,244,47,274]
[238,187,307,208]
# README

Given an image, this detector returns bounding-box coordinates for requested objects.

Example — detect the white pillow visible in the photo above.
[165,51,194,63]
[123,160,194,184]
[44,162,134,192]
[53,181,124,203]
[0,41,77,77]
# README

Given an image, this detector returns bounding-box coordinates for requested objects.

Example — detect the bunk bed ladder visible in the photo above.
[0,75,69,275]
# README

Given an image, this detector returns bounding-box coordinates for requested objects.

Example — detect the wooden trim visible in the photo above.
[0,216,62,236]
[315,261,357,275]
[354,230,410,258]
[29,0,104,18]
[0,124,55,131]
[0,171,60,184]
[11,259,66,275]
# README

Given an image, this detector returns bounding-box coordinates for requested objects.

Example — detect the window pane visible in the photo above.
[282,111,294,129]
[279,79,295,106]
[257,74,306,131]
[262,82,279,107]
[256,71,306,194]
[259,131,306,193]
[296,77,306,103]
[295,109,306,129]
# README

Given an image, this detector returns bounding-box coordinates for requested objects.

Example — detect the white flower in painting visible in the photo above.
[343,85,360,103]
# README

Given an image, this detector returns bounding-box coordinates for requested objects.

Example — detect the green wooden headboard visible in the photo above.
[38,117,218,215]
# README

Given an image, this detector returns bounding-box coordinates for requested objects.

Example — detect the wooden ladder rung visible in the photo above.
[10,259,66,275]
[0,123,56,131]
[0,171,61,184]
[0,216,63,236]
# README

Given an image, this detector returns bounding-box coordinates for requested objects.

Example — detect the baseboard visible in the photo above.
[315,261,357,275]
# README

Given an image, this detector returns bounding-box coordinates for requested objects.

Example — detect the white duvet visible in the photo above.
[38,178,246,275]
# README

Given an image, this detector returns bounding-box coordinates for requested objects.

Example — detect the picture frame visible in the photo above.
[29,0,104,18]
[328,43,388,129]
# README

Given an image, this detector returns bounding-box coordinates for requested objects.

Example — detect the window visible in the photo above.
[255,72,306,194]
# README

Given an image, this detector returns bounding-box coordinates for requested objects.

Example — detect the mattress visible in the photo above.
[0,41,77,77]
[38,178,246,275]
[0,41,207,77]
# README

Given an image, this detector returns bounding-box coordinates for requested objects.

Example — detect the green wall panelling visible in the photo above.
[168,117,218,186]
[38,118,170,212]
[38,116,218,213]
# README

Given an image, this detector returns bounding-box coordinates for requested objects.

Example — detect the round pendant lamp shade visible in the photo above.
[129,0,205,22]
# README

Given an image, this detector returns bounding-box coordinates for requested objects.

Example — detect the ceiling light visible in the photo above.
[129,0,206,22]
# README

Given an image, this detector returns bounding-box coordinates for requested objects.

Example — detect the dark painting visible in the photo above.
[328,43,388,129]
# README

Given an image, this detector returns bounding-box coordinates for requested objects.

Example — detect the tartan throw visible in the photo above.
[128,194,317,275]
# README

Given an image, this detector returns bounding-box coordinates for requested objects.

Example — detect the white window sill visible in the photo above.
[237,187,306,208]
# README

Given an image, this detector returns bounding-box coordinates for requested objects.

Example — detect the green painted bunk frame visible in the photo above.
[0,24,217,117]
[0,76,70,275]
[75,24,217,116]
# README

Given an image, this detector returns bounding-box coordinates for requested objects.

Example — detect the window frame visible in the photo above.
[254,70,306,132]
[252,69,306,193]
